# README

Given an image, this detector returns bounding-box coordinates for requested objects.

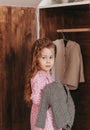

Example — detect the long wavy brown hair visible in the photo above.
[24,38,57,106]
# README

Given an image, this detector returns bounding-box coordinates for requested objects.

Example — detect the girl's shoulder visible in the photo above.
[31,71,48,83]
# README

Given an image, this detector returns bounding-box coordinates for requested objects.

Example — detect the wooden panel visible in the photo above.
[0,7,9,130]
[0,6,37,130]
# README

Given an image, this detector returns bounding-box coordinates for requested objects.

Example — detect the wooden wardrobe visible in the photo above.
[0,1,90,130]
[39,2,90,130]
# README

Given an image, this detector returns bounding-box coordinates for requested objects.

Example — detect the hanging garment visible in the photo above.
[52,39,85,90]
[35,81,75,130]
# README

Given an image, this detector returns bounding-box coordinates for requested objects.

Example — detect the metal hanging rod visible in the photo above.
[57,28,90,33]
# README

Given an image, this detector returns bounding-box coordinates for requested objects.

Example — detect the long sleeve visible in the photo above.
[52,39,65,82]
[30,75,46,105]
[35,87,50,128]
[79,47,85,83]
[66,88,75,128]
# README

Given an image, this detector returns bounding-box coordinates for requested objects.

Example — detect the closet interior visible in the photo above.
[39,3,90,130]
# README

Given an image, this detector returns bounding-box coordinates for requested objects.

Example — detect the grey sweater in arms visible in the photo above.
[36,81,75,130]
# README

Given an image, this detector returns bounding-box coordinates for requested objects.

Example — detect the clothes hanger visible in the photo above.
[61,31,68,47]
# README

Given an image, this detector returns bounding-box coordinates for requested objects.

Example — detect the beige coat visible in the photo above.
[52,39,85,90]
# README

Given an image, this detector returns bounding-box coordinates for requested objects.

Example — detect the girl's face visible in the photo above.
[38,47,55,72]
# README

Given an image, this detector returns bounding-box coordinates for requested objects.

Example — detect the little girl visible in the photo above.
[24,38,62,130]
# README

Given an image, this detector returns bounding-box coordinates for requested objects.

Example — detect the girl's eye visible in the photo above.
[50,56,53,59]
[41,56,54,59]
[42,57,46,59]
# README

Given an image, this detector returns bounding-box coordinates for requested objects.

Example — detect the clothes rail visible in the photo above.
[57,28,90,33]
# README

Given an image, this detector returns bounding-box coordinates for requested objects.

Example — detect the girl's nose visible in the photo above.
[47,58,50,63]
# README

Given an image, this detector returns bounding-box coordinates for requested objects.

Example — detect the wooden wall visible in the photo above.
[0,6,37,130]
[40,4,90,130]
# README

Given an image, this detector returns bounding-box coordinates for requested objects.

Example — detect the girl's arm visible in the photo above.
[30,74,46,105]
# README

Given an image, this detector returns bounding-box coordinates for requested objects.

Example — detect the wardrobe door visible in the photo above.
[0,6,36,130]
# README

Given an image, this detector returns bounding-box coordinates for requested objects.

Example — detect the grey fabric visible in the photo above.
[35,81,75,130]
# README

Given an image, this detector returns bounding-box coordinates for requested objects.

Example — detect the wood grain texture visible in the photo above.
[0,6,37,130]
